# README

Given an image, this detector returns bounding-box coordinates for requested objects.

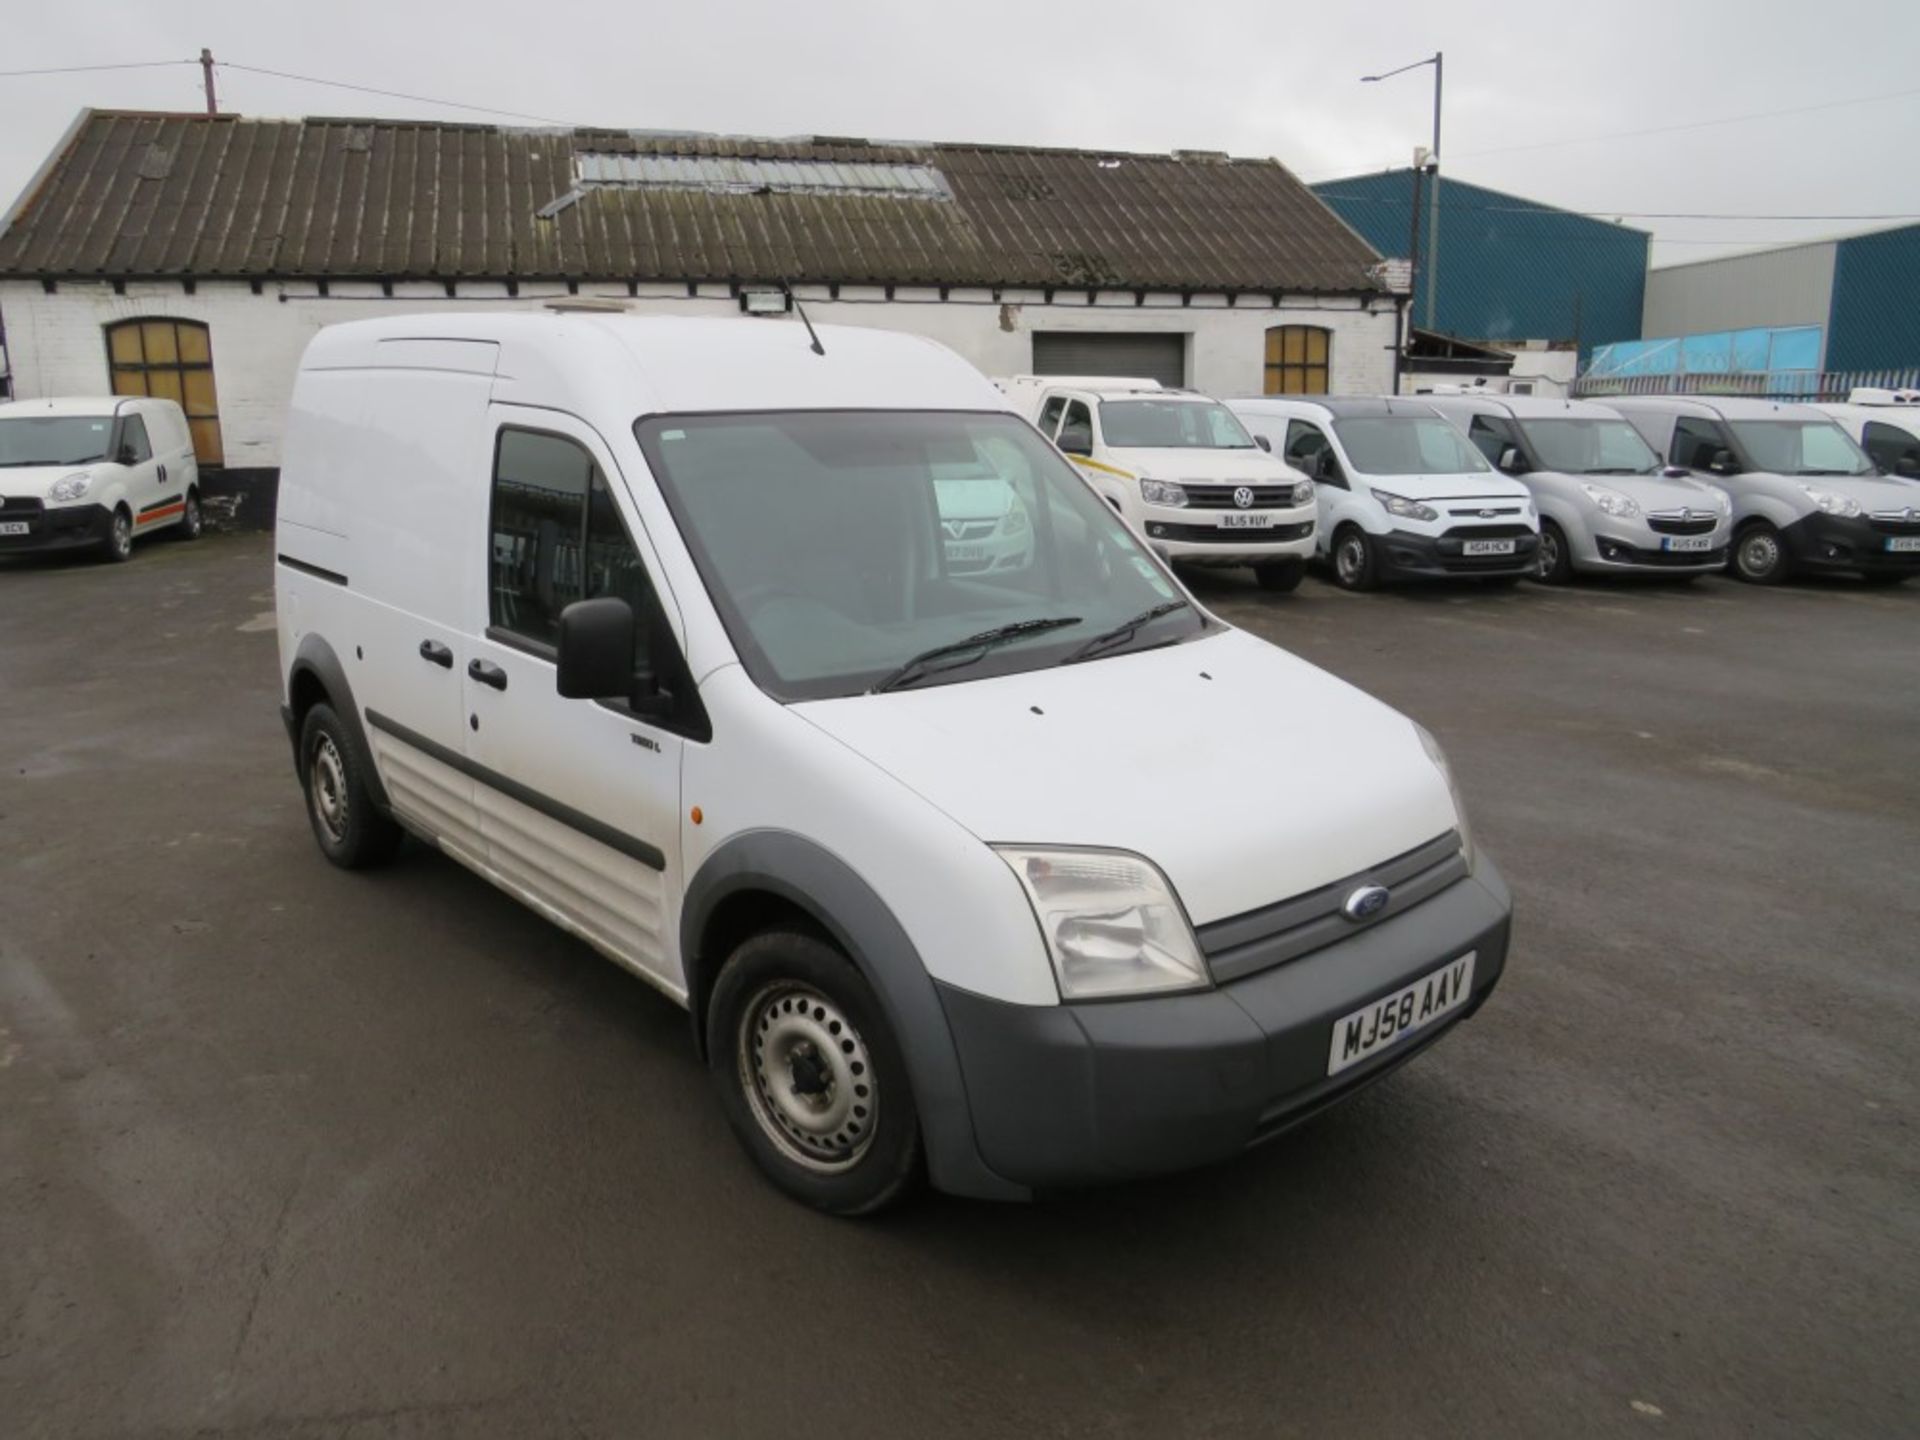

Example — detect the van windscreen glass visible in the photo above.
[0,415,114,467]
[1727,420,1876,476]
[1514,418,1659,475]
[1098,400,1255,449]
[1330,417,1490,476]
[635,410,1207,701]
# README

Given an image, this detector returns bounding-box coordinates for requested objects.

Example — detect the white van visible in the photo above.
[0,396,203,561]
[1000,376,1318,591]
[1810,394,1920,479]
[275,313,1512,1213]
[1226,397,1540,589]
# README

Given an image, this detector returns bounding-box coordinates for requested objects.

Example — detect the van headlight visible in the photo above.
[1707,485,1733,514]
[999,504,1030,535]
[996,846,1210,1000]
[1138,477,1188,507]
[49,473,92,502]
[1414,723,1476,873]
[1290,479,1314,505]
[1580,482,1641,518]
[1375,489,1438,522]
[1800,485,1863,518]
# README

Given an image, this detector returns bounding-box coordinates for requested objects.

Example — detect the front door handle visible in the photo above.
[157,463,167,483]
[419,639,453,669]
[468,658,509,691]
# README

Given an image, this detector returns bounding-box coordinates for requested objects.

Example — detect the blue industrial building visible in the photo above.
[1312,170,1650,359]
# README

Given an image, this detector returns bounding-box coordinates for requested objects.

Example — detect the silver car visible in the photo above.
[1610,396,1920,586]
[1424,395,1732,583]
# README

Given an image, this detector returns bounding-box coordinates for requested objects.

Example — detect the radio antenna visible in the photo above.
[786,282,826,356]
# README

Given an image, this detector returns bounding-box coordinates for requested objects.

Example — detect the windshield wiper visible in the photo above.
[1584,467,1642,475]
[1798,468,1859,476]
[1062,599,1192,664]
[869,616,1083,693]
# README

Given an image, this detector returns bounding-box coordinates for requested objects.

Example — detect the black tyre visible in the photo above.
[176,489,204,540]
[1731,521,1789,585]
[1859,572,1907,587]
[1253,557,1305,593]
[707,928,922,1216]
[1534,520,1573,584]
[1330,526,1378,592]
[103,506,134,563]
[298,702,402,869]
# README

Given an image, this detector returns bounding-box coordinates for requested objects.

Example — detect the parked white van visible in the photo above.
[1810,394,1920,478]
[0,396,202,561]
[275,313,1512,1213]
[1610,396,1920,584]
[1001,376,1318,591]
[1226,397,1539,589]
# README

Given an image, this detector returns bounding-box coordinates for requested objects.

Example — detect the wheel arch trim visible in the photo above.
[285,632,391,813]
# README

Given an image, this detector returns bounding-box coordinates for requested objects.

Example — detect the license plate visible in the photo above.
[1461,539,1515,556]
[946,543,988,561]
[1661,534,1713,552]
[0,521,29,536]
[1328,952,1476,1077]
[1887,536,1920,553]
[1219,513,1274,529]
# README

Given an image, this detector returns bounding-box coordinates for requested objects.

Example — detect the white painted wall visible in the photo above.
[0,280,1397,468]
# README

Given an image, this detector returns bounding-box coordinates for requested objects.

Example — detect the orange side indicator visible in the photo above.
[689,806,704,825]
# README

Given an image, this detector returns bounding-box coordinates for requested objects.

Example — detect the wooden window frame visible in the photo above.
[1264,325,1332,396]
[104,318,223,466]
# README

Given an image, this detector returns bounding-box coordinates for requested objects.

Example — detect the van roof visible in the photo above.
[1423,394,1622,420]
[1604,395,1830,422]
[298,312,1007,417]
[0,395,156,418]
[1229,396,1441,420]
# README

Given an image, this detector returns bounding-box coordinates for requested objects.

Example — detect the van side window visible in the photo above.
[1860,420,1918,475]
[1465,415,1510,467]
[118,415,152,464]
[490,429,665,675]
[1037,395,1067,439]
[1283,419,1327,467]
[1057,400,1093,455]
[1672,417,1731,471]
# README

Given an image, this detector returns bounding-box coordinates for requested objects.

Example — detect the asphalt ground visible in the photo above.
[2,532,1915,1439]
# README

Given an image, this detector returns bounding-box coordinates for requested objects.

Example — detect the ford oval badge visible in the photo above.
[1342,884,1390,922]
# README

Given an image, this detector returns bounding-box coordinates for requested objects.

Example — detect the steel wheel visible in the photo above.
[308,733,350,845]
[107,509,133,562]
[180,492,203,538]
[1536,528,1561,579]
[737,982,877,1172]
[1735,525,1783,583]
[1334,532,1370,588]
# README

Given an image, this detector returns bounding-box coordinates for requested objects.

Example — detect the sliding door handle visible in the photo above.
[468,658,509,691]
[418,640,454,669]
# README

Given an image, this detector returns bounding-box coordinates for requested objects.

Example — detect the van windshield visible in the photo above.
[1331,416,1490,476]
[0,415,115,467]
[1514,418,1659,475]
[1727,420,1876,476]
[636,411,1207,701]
[1099,400,1256,449]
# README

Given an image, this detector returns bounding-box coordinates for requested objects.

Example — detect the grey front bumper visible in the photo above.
[935,856,1511,1188]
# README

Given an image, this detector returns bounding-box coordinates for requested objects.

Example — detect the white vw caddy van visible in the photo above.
[0,396,203,561]
[275,314,1512,1214]
[1001,376,1318,591]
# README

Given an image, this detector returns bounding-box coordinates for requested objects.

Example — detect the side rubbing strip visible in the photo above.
[365,708,666,872]
[277,554,349,586]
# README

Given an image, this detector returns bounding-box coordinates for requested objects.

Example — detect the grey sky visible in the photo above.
[5,0,1918,269]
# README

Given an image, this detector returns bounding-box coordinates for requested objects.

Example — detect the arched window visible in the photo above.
[105,318,224,465]
[1264,325,1331,395]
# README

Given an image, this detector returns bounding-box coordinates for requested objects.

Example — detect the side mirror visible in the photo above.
[116,445,139,467]
[1662,465,1690,479]
[1497,445,1526,475]
[556,596,636,700]
[1254,433,1272,453]
[1710,449,1737,475]
[1057,426,1092,457]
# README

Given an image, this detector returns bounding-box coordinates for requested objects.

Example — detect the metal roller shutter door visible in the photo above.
[1031,333,1186,388]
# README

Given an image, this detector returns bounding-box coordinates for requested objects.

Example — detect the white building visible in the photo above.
[0,110,1403,524]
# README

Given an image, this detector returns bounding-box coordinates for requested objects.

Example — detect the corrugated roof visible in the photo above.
[0,111,1385,294]
[1312,170,1649,354]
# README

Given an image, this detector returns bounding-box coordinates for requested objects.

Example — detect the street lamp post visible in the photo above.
[1362,52,1443,334]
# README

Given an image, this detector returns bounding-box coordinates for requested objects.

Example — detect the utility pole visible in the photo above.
[200,49,217,116]
[1362,51,1444,330]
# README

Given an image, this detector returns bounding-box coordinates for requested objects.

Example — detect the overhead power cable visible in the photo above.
[215,62,576,126]
[0,59,194,79]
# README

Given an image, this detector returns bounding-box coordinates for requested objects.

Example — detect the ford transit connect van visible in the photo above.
[1611,396,1920,584]
[1226,397,1539,589]
[1001,376,1318,591]
[275,314,1512,1213]
[0,396,202,561]
[1422,395,1732,583]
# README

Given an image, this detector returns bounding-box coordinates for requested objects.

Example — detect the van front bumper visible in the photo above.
[1781,513,1920,575]
[1141,517,1315,566]
[1375,528,1538,580]
[935,856,1511,1189]
[0,501,114,555]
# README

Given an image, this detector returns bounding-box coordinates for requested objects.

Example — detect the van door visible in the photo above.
[463,409,687,999]
[114,414,172,532]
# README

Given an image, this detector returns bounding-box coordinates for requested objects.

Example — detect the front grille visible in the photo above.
[1445,505,1524,518]
[0,495,46,518]
[1183,484,1301,510]
[1868,511,1920,536]
[941,519,997,541]
[1646,511,1718,536]
[1146,520,1313,544]
[1440,523,1532,540]
[1197,831,1468,984]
